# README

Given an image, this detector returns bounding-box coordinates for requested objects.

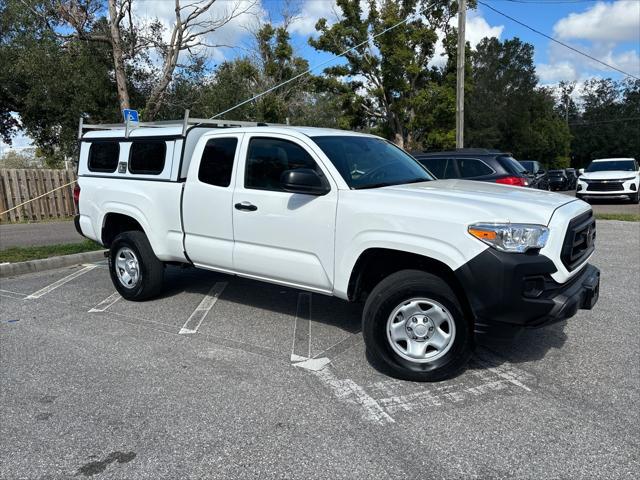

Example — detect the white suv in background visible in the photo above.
[577,158,640,204]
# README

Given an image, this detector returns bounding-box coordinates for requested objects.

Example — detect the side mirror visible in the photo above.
[578,168,584,176]
[280,169,330,196]
[538,169,546,175]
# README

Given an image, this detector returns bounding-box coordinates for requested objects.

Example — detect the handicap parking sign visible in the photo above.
[122,109,139,123]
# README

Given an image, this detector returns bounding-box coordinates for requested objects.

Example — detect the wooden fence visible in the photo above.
[0,169,77,223]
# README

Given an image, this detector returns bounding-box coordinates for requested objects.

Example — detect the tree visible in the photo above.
[192,22,342,126]
[569,78,640,167]
[1,0,119,156]
[466,37,570,164]
[310,0,456,148]
[21,0,254,119]
[0,150,33,168]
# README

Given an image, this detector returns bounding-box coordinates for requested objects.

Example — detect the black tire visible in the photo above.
[630,192,639,204]
[108,231,164,301]
[362,270,472,382]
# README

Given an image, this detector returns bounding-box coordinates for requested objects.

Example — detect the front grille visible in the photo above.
[561,210,596,271]
[586,181,624,192]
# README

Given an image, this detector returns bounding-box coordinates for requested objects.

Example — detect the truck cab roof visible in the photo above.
[80,124,372,141]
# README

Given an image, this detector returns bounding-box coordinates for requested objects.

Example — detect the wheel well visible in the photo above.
[347,248,473,318]
[102,213,144,247]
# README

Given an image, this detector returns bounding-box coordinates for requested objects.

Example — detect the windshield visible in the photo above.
[312,136,433,189]
[519,161,534,172]
[586,160,637,172]
[549,170,565,176]
[498,156,526,175]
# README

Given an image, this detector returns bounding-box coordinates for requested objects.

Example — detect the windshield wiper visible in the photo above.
[354,178,430,190]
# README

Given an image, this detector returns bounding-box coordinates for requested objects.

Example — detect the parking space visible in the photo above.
[1,220,638,479]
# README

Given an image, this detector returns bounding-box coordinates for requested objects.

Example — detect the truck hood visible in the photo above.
[580,170,638,180]
[382,179,577,225]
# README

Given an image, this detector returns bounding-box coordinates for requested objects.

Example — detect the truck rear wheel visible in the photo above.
[362,270,472,381]
[108,231,164,301]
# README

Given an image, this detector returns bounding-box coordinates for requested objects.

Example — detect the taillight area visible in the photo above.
[496,176,529,187]
[73,183,80,208]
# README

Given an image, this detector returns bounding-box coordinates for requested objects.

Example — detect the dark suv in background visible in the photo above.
[548,170,569,191]
[412,149,530,187]
[519,160,549,190]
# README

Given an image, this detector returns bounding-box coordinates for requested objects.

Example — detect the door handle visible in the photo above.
[234,201,258,212]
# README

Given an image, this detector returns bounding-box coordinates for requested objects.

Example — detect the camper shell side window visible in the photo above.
[88,142,120,173]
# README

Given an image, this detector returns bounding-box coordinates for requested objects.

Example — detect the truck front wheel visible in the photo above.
[108,231,164,301]
[362,270,472,381]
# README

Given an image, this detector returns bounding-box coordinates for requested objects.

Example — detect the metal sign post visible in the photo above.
[456,0,466,149]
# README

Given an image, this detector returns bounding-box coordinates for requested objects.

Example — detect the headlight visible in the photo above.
[468,223,549,253]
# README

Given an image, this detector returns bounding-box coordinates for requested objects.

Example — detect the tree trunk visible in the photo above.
[144,43,180,120]
[108,0,130,112]
[393,131,404,149]
[144,1,184,120]
[389,112,404,148]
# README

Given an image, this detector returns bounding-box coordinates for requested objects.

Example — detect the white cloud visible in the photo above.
[289,0,339,36]
[553,1,640,42]
[537,61,579,83]
[602,48,640,75]
[133,0,266,62]
[430,11,504,68]
[539,1,639,83]
[466,14,505,47]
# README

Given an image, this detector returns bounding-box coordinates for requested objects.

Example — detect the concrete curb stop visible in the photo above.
[0,250,108,278]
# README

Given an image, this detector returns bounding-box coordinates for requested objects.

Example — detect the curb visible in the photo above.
[0,250,108,278]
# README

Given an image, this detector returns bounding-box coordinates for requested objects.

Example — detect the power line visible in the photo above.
[210,2,439,118]
[478,0,640,80]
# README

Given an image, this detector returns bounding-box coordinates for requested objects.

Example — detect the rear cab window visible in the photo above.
[198,138,238,187]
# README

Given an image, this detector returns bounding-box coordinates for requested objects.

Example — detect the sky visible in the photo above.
[4,0,640,149]
[264,0,640,84]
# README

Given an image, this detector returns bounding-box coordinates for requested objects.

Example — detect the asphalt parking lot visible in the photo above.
[1,220,638,479]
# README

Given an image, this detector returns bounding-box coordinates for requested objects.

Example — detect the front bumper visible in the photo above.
[577,179,638,196]
[455,248,600,341]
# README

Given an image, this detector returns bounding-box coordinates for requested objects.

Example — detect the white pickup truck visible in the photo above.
[74,115,600,381]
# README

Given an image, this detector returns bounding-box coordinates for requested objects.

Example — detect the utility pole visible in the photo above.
[456,0,466,149]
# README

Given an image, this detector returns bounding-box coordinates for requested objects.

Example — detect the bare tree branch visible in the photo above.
[145,0,259,119]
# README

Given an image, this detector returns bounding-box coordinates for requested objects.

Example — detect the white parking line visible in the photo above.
[0,289,27,298]
[314,367,395,425]
[178,282,227,335]
[25,265,97,299]
[88,292,121,313]
[291,292,312,362]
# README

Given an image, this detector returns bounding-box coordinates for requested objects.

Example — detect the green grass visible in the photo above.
[595,213,640,222]
[0,216,75,225]
[0,239,104,263]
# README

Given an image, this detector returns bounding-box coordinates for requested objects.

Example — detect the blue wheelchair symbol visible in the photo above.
[122,109,139,123]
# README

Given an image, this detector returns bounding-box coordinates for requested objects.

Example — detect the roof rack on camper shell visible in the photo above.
[78,109,278,139]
